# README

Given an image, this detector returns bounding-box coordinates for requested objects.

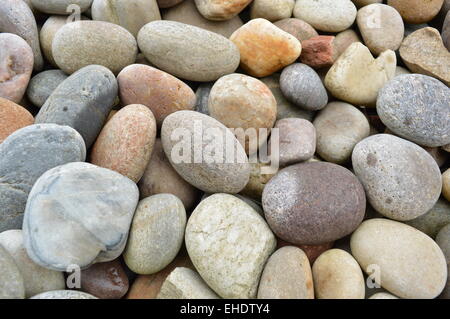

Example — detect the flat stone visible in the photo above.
[436,224,450,299]
[230,19,301,78]
[124,194,186,275]
[399,27,450,86]
[0,33,34,103]
[250,0,295,22]
[387,0,444,24]
[0,97,34,143]
[377,74,450,147]
[31,0,92,14]
[443,169,450,202]
[52,20,137,74]
[0,244,24,299]
[138,21,240,82]
[23,162,139,271]
[273,18,318,42]
[262,162,366,245]
[31,290,98,299]
[257,246,314,299]
[0,124,86,232]
[404,199,450,238]
[0,230,65,298]
[312,249,365,299]
[300,36,338,69]
[26,70,68,108]
[118,64,196,126]
[35,65,118,148]
[351,218,447,299]
[194,0,252,21]
[352,134,442,221]
[91,104,157,182]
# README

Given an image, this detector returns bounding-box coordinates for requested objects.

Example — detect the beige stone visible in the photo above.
[388,0,444,24]
[443,169,450,202]
[250,0,295,22]
[369,292,399,299]
[195,0,252,21]
[240,161,277,201]
[334,29,361,58]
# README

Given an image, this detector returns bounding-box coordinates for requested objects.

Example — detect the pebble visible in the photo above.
[351,218,447,299]
[443,169,450,202]
[26,70,68,108]
[157,267,219,299]
[352,134,442,221]
[270,118,316,167]
[300,36,338,69]
[185,193,276,298]
[277,239,334,264]
[138,21,239,82]
[0,124,86,232]
[324,42,396,107]
[352,0,382,7]
[443,11,450,50]
[31,0,92,14]
[280,63,328,111]
[0,230,65,298]
[91,104,157,182]
[158,0,184,8]
[273,18,318,42]
[262,162,366,245]
[0,0,44,70]
[250,0,295,22]
[31,290,98,299]
[333,29,361,58]
[52,20,137,74]
[91,0,160,37]
[118,64,196,126]
[356,4,404,55]
[0,33,34,103]
[0,97,34,143]
[257,246,314,299]
[124,194,186,275]
[194,83,213,115]
[399,27,450,86]
[163,0,243,38]
[22,162,139,271]
[194,0,252,21]
[0,244,25,299]
[230,19,302,77]
[436,224,450,299]
[377,74,450,147]
[161,111,250,194]
[313,102,370,164]
[404,199,450,238]
[312,249,365,299]
[35,65,118,148]
[293,0,357,32]
[369,292,399,299]
[138,139,199,210]
[80,259,129,299]
[387,0,444,24]
[240,161,278,201]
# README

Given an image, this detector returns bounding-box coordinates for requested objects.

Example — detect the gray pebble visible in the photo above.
[194,83,214,115]
[0,244,24,299]
[26,70,68,108]
[404,199,450,238]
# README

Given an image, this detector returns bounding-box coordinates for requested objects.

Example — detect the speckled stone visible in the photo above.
[325,42,396,107]
[23,162,139,271]
[0,230,65,298]
[52,20,137,74]
[314,102,370,164]
[186,193,276,298]
[31,0,92,14]
[0,244,24,299]
[313,249,365,299]
[158,0,184,8]
[250,0,295,22]
[357,4,404,55]
[262,162,366,245]
[26,70,68,108]
[91,0,161,37]
[31,290,98,299]
[443,169,450,202]
[194,83,213,115]
[0,124,86,232]
[436,224,450,299]
[404,199,450,238]
[0,97,34,143]
[91,104,156,182]
[300,36,338,69]
[138,139,200,210]
[0,33,34,103]
[118,64,196,126]
[293,0,357,32]
[163,0,243,38]
[161,111,250,194]
[35,65,118,148]
[377,74,450,147]
[0,0,44,70]
[273,18,318,43]
[257,246,314,299]
[387,0,444,24]
[124,194,186,275]
[81,259,129,299]
[157,267,219,299]
[351,218,447,299]
[240,161,278,201]
[280,63,328,111]
[138,21,240,82]
[399,27,450,86]
[194,0,252,21]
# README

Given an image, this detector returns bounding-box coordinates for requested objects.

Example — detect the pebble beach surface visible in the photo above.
[0,0,449,300]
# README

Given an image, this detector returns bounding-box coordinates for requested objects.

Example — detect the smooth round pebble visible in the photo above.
[404,199,450,238]
[31,290,98,299]
[240,161,278,201]
[273,18,318,42]
[194,0,252,21]
[436,224,450,299]
[0,97,34,143]
[31,0,92,14]
[250,0,295,22]
[443,169,450,202]
[369,292,399,299]
[333,29,361,58]
[0,244,25,299]
[26,70,68,108]
[387,0,444,24]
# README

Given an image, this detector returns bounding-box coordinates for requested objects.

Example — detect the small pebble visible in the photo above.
[0,244,25,299]
[404,199,450,238]
[369,292,399,299]
[0,97,34,143]
[443,169,450,202]
[300,36,338,69]
[240,161,278,201]
[250,0,295,22]
[273,18,318,42]
[436,224,450,299]
[26,70,68,108]
[194,0,252,21]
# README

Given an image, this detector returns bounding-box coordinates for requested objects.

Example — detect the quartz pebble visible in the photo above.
[194,0,252,21]
[26,70,68,108]
[0,97,34,143]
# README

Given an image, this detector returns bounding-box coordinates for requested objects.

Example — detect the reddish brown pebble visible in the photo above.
[300,36,337,69]
[117,64,196,126]
[90,104,157,183]
[277,238,334,264]
[0,97,34,143]
[273,18,318,42]
[80,259,129,299]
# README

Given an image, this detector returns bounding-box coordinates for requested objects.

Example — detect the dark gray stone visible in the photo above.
[35,65,118,148]
[279,63,328,111]
[194,83,213,115]
[377,74,450,147]
[23,162,139,271]
[0,124,86,232]
[26,70,68,108]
